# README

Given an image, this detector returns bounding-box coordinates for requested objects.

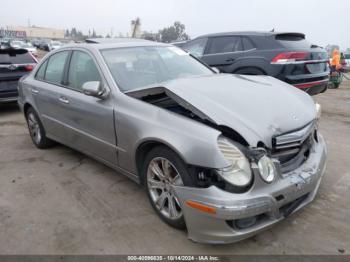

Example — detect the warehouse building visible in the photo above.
[6,25,65,39]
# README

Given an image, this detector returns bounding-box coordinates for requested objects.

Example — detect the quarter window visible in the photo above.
[45,51,69,85]
[207,36,242,54]
[67,51,101,91]
[35,60,48,80]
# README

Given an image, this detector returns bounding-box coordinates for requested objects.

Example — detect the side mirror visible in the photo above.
[82,81,108,99]
[211,67,220,74]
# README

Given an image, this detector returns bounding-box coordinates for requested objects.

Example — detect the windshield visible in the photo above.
[101,46,213,92]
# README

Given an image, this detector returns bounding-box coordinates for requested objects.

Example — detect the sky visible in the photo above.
[1,0,349,49]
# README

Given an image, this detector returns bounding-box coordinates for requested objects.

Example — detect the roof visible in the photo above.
[195,31,305,39]
[62,38,170,50]
[85,38,151,44]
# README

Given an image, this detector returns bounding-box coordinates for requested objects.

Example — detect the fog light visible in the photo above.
[235,216,257,229]
[258,155,276,183]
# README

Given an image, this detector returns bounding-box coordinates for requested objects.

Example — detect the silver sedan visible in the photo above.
[18,39,327,244]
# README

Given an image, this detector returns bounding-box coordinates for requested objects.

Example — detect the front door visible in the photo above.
[56,50,117,166]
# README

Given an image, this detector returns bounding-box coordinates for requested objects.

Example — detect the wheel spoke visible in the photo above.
[156,192,167,210]
[161,159,171,179]
[150,161,165,180]
[168,195,178,218]
[172,174,183,186]
[148,178,164,190]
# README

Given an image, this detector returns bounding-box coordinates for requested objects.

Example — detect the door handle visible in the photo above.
[226,58,235,63]
[31,88,39,94]
[59,96,70,104]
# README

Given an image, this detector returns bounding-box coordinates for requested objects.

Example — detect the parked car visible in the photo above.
[38,39,52,51]
[182,31,329,96]
[0,39,11,49]
[0,48,37,103]
[18,40,326,244]
[31,38,41,48]
[10,40,25,49]
[20,42,38,57]
[50,41,62,50]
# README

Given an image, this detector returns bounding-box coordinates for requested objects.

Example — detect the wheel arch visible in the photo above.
[23,102,34,115]
[233,66,267,75]
[135,139,188,184]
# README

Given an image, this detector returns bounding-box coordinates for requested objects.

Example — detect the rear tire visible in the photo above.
[25,107,55,149]
[142,146,194,230]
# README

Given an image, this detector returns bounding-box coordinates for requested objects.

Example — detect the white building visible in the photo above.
[6,25,65,39]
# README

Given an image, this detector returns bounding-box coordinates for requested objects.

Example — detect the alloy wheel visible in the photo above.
[147,157,184,220]
[27,112,41,145]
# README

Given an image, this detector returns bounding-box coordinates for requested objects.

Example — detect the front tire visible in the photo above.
[142,146,194,230]
[25,107,54,149]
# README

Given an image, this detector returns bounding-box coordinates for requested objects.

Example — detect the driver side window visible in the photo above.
[67,51,101,91]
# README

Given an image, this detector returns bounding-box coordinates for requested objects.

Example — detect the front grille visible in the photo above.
[272,122,316,173]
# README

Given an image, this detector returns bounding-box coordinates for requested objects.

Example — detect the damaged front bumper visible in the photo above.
[174,134,327,244]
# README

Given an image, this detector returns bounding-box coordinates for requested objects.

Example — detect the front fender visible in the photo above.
[114,95,230,175]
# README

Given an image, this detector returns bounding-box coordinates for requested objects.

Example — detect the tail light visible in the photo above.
[25,65,34,71]
[271,52,309,64]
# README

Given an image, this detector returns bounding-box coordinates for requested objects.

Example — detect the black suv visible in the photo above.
[0,48,37,103]
[182,32,329,95]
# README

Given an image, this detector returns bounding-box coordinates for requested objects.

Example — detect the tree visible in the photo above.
[65,29,70,38]
[157,21,190,43]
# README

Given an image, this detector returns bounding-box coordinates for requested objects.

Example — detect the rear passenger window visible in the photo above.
[242,37,255,50]
[45,51,69,85]
[207,37,242,54]
[67,51,101,91]
[35,60,48,80]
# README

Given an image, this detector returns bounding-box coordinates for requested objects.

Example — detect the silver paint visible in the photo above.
[17,41,327,244]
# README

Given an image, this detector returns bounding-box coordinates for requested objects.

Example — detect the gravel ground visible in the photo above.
[0,79,349,255]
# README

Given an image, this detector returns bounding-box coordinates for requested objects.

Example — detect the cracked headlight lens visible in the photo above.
[258,155,276,183]
[217,137,252,187]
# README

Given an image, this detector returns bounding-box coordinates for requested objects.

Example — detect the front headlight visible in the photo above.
[258,155,276,183]
[217,137,252,187]
[315,103,321,120]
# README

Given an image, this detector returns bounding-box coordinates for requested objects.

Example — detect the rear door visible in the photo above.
[31,50,71,140]
[0,49,36,101]
[200,36,243,72]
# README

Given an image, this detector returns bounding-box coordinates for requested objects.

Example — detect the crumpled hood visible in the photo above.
[162,74,316,148]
